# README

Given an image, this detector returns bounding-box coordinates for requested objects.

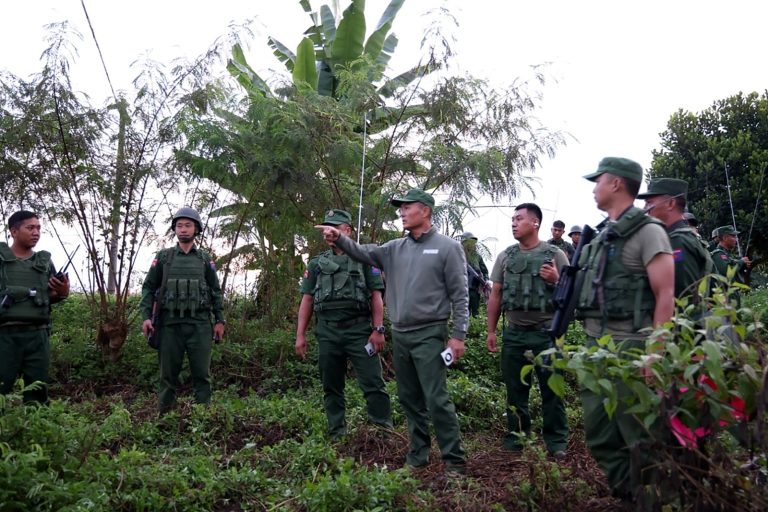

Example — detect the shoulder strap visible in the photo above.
[0,242,14,262]
[611,206,661,238]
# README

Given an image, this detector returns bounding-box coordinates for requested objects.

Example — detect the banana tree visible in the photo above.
[227,0,432,105]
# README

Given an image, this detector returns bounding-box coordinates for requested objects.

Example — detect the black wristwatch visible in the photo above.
[373,325,386,334]
[215,320,227,326]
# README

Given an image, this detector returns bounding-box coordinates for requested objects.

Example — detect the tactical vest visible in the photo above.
[501,243,558,312]
[577,207,659,329]
[160,248,212,317]
[0,242,52,323]
[670,226,713,275]
[312,251,371,312]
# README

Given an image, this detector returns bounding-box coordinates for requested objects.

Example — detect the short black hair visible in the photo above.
[552,220,565,229]
[8,210,38,231]
[620,177,641,197]
[515,203,543,224]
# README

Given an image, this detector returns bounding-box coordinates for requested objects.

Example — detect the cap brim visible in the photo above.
[636,192,662,200]
[322,221,345,226]
[390,198,414,207]
[583,170,603,182]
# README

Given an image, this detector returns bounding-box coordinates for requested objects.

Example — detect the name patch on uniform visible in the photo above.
[423,249,439,254]
[673,249,683,262]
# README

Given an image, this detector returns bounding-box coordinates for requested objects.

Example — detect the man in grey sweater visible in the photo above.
[315,188,469,474]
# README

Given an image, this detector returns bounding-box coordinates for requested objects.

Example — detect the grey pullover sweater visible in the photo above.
[335,226,469,340]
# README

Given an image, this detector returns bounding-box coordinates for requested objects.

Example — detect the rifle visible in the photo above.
[147,250,175,350]
[55,245,80,280]
[547,224,596,339]
[466,262,491,300]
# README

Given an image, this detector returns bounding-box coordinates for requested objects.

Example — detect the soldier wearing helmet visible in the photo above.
[459,232,489,317]
[139,207,225,413]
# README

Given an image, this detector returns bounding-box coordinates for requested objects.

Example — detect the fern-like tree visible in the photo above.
[0,22,247,357]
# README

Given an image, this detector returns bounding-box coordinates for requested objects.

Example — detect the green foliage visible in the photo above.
[298,458,417,511]
[10,286,768,509]
[651,91,768,260]
[543,280,768,508]
[448,373,506,431]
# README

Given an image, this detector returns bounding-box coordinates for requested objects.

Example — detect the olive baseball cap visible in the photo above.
[584,157,643,183]
[568,225,582,236]
[322,209,353,226]
[636,178,688,199]
[390,188,435,209]
[714,225,739,237]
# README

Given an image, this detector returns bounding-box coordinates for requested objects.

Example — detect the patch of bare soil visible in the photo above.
[343,426,623,511]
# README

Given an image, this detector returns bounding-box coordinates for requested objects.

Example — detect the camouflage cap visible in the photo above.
[636,178,688,199]
[568,225,582,236]
[322,209,353,226]
[390,188,435,209]
[584,157,643,183]
[714,225,739,237]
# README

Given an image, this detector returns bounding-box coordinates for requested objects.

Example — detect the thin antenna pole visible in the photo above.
[356,113,367,243]
[745,163,766,255]
[724,163,742,256]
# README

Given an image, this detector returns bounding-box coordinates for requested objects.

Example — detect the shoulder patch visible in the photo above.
[673,249,683,262]
[303,269,309,278]
[209,260,216,270]
[720,253,728,261]
[371,267,381,275]
[151,258,158,268]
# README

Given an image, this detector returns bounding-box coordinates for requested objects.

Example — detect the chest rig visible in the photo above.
[577,207,659,329]
[159,248,212,317]
[312,251,371,312]
[0,242,51,323]
[501,243,557,312]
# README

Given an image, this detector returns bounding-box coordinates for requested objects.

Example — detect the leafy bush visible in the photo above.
[539,278,768,508]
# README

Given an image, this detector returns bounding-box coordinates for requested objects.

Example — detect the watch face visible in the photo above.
[375,326,385,334]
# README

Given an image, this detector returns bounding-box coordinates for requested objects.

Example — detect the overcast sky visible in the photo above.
[3,0,768,261]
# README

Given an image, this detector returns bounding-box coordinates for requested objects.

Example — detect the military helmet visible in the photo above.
[460,231,478,241]
[172,207,203,234]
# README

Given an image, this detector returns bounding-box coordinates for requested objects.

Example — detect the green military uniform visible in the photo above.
[577,204,672,498]
[460,232,489,317]
[636,179,714,300]
[140,245,224,411]
[490,242,570,453]
[334,189,468,471]
[710,227,748,281]
[668,220,713,299]
[0,242,55,404]
[547,237,575,260]
[300,245,392,438]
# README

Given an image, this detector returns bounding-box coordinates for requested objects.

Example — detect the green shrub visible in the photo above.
[298,458,418,512]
